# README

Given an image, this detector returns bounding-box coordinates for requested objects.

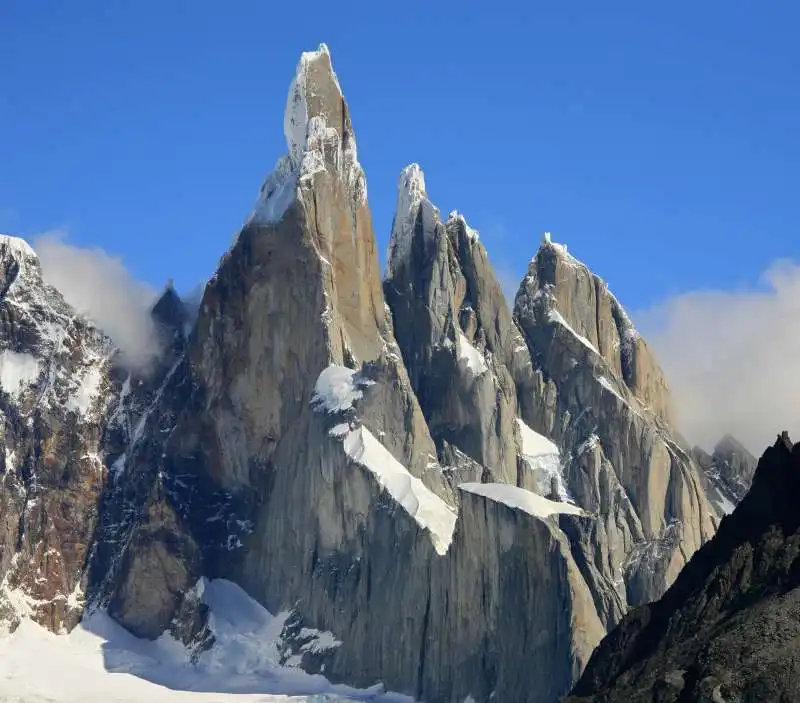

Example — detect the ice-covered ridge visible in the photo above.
[247,44,366,228]
[340,425,457,555]
[460,482,583,520]
[386,163,438,276]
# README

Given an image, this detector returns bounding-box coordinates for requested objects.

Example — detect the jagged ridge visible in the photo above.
[568,433,800,702]
[0,45,745,703]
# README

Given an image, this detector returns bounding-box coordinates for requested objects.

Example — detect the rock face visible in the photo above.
[83,46,608,701]
[568,433,800,703]
[513,235,717,608]
[0,45,733,703]
[0,236,113,632]
[693,434,757,515]
[383,168,539,488]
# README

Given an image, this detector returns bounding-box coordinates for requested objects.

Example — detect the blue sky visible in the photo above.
[2,1,798,310]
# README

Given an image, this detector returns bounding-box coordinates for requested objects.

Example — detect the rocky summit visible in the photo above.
[0,45,752,702]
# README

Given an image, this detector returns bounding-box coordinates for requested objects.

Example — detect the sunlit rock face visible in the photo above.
[0,44,730,703]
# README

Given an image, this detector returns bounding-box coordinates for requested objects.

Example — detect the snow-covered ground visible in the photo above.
[0,579,412,703]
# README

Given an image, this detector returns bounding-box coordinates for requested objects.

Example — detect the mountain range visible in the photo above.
[0,45,761,703]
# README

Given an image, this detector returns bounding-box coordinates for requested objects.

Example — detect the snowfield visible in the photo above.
[0,579,412,703]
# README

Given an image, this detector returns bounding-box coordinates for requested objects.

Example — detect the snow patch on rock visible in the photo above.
[0,234,38,264]
[547,309,598,354]
[311,365,374,414]
[340,425,457,555]
[447,210,480,242]
[596,375,626,403]
[460,482,583,520]
[540,231,581,267]
[456,332,488,377]
[66,366,104,416]
[515,419,569,500]
[248,155,299,226]
[711,491,736,515]
[516,418,559,457]
[577,433,600,456]
[703,469,738,515]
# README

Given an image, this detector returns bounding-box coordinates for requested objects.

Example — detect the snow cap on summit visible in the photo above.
[247,44,366,227]
[0,235,41,293]
[539,230,569,256]
[446,210,480,243]
[0,234,38,263]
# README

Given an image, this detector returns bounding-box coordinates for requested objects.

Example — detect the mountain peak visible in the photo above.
[0,234,42,295]
[247,44,365,228]
[0,234,37,261]
[714,432,752,457]
[398,162,426,198]
[284,43,342,168]
[446,210,480,242]
[537,230,571,258]
[386,163,438,276]
[151,284,188,332]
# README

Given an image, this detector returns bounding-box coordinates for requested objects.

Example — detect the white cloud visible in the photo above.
[33,231,161,371]
[635,260,800,455]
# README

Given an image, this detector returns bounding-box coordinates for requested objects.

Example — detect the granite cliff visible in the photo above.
[568,433,800,703]
[0,45,748,702]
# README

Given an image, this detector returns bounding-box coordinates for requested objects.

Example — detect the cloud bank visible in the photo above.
[34,232,161,370]
[636,260,800,454]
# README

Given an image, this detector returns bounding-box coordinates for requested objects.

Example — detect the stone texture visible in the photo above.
[383,174,537,486]
[93,45,451,652]
[694,434,757,514]
[0,45,737,703]
[568,433,800,703]
[0,237,112,633]
[513,236,717,610]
